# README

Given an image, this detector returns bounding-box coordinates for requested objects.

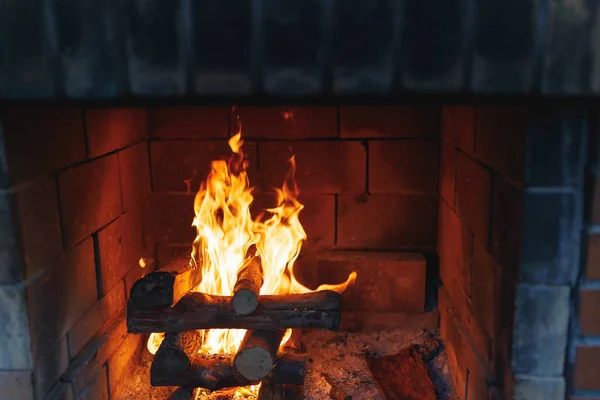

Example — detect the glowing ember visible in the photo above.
[147,119,356,396]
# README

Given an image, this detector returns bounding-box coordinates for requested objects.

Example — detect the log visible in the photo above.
[128,291,341,333]
[129,259,200,308]
[233,330,285,382]
[168,387,195,400]
[257,383,303,400]
[150,331,202,377]
[232,245,263,315]
[151,349,306,390]
[322,373,352,400]
[366,347,436,400]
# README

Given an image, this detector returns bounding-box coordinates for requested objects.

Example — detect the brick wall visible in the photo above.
[0,108,152,400]
[571,113,600,400]
[146,106,440,288]
[439,106,587,400]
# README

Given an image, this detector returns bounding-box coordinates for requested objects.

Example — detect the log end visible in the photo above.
[232,289,259,315]
[234,347,276,382]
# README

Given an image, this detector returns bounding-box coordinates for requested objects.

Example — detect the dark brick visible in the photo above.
[526,109,586,187]
[331,0,395,93]
[0,192,21,283]
[442,106,475,153]
[455,152,491,245]
[236,106,337,139]
[13,177,63,278]
[151,107,229,138]
[97,207,143,294]
[127,0,185,95]
[118,142,151,211]
[317,251,426,312]
[145,193,195,244]
[521,190,578,285]
[85,108,147,158]
[580,287,600,335]
[542,0,593,94]
[475,107,526,183]
[491,178,523,276]
[0,0,55,97]
[258,141,366,194]
[124,263,148,298]
[27,239,97,362]
[67,280,126,357]
[253,193,336,247]
[471,0,537,92]
[586,233,600,280]
[59,155,122,247]
[151,140,257,193]
[439,142,456,206]
[592,175,600,225]
[1,108,86,185]
[369,140,439,193]
[55,0,124,98]
[438,200,472,298]
[261,0,323,94]
[401,0,465,90]
[340,106,440,138]
[74,366,108,400]
[0,286,32,369]
[192,0,252,94]
[337,193,437,249]
[511,284,570,376]
[574,345,600,390]
[0,371,34,400]
[34,337,69,399]
[107,333,142,397]
[44,381,74,400]
[513,375,566,400]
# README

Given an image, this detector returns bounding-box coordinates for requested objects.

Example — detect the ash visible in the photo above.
[302,328,454,400]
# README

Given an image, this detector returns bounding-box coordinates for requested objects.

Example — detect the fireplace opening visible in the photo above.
[0,105,590,400]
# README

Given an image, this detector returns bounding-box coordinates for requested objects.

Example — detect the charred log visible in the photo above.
[129,259,200,308]
[128,291,341,333]
[151,348,306,390]
[233,330,285,382]
[150,331,202,377]
[232,246,263,315]
[322,373,352,400]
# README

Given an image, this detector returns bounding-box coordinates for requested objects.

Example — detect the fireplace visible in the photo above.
[1,0,599,398]
[0,104,593,400]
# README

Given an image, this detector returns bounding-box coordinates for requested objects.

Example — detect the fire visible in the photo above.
[147,122,355,394]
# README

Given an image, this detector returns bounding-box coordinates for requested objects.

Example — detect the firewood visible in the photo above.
[322,372,352,400]
[168,387,195,400]
[151,348,306,390]
[232,245,263,315]
[270,352,306,386]
[233,330,285,381]
[150,331,203,377]
[257,383,303,400]
[129,259,200,308]
[366,347,436,400]
[128,291,341,333]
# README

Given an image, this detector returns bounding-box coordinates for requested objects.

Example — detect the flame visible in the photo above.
[147,121,355,396]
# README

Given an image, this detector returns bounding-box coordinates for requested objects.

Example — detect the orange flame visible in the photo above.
[147,121,355,395]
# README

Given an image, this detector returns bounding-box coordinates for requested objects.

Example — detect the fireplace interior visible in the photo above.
[0,104,593,400]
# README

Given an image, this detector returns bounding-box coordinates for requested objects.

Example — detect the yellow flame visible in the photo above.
[147,123,355,396]
[139,257,147,268]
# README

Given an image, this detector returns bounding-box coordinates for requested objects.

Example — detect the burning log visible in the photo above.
[129,259,200,308]
[128,290,341,333]
[232,245,263,315]
[322,373,352,400]
[233,330,285,382]
[151,332,306,390]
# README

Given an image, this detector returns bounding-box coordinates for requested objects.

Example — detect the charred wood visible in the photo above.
[322,372,352,400]
[232,245,264,315]
[151,350,306,390]
[257,383,303,400]
[233,330,285,382]
[129,259,200,308]
[128,291,341,333]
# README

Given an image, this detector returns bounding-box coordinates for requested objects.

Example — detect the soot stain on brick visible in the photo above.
[354,193,369,205]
